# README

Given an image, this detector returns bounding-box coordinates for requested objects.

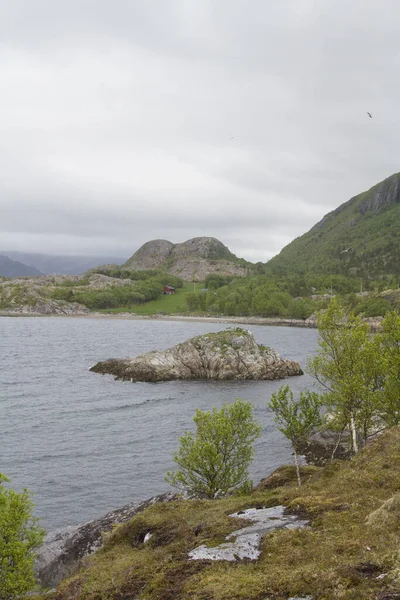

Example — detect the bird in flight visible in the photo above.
[367,112,372,118]
[340,247,351,254]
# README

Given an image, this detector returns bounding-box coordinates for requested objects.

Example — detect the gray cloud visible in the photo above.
[1,0,399,261]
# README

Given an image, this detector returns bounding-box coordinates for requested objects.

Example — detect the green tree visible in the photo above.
[307,301,381,452]
[0,474,44,599]
[185,292,199,311]
[269,386,321,485]
[376,311,400,426]
[165,400,262,499]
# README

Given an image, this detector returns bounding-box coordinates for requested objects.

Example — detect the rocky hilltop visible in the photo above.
[124,237,249,280]
[90,328,303,381]
[266,172,400,278]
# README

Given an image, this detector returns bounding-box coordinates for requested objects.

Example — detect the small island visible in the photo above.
[90,328,303,382]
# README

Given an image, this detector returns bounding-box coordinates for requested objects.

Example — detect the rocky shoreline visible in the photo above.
[1,311,385,332]
[35,492,179,588]
[0,310,317,328]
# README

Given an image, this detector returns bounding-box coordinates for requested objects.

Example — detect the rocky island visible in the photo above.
[90,328,303,382]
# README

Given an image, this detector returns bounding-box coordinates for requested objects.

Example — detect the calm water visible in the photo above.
[0,317,319,531]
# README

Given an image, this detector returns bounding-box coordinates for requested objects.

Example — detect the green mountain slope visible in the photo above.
[267,172,400,278]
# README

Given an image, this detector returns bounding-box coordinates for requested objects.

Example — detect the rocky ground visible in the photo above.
[0,273,135,316]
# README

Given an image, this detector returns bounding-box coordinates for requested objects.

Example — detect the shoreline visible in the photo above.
[0,311,316,328]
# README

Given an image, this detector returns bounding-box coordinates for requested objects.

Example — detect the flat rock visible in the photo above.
[189,505,308,561]
[90,328,303,382]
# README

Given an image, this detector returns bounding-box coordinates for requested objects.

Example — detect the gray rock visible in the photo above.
[90,328,304,382]
[35,492,178,588]
[189,506,308,561]
[0,299,89,316]
[298,428,353,466]
[124,237,248,280]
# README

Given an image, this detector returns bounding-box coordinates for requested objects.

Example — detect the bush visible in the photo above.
[165,400,262,499]
[269,386,321,485]
[0,474,44,599]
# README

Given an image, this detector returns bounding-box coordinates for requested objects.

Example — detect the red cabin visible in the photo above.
[163,285,175,295]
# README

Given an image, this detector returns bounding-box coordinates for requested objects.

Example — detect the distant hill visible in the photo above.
[266,172,400,278]
[124,237,250,281]
[0,254,43,277]
[2,252,128,275]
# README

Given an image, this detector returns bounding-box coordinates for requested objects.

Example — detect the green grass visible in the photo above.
[100,283,202,316]
[52,428,400,600]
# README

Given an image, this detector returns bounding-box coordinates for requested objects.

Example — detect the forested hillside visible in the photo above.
[266,172,400,278]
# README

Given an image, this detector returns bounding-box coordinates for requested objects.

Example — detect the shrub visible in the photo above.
[0,474,44,599]
[165,400,262,499]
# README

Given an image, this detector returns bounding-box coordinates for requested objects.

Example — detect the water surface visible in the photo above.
[0,317,319,530]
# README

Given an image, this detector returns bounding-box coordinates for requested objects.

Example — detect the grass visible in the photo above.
[100,283,202,316]
[49,427,400,600]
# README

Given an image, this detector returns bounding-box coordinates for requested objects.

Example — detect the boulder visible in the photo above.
[297,429,353,466]
[90,328,304,382]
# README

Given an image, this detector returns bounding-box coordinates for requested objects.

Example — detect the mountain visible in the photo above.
[0,254,43,277]
[2,252,128,275]
[124,237,250,280]
[267,172,400,278]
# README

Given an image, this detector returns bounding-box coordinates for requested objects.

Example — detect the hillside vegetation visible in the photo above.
[40,427,400,600]
[0,270,184,314]
[266,172,400,279]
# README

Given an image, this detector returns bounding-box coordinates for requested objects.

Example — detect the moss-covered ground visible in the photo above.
[32,427,400,600]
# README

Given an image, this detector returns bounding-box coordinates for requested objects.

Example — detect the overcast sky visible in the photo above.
[1,0,400,261]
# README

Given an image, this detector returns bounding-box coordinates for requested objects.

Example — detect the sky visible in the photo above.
[1,0,400,262]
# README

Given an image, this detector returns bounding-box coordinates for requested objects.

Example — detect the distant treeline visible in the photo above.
[184,273,400,319]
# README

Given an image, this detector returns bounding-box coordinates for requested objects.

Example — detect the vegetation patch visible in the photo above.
[53,427,400,600]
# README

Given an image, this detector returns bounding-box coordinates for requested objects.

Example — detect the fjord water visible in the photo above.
[0,317,319,531]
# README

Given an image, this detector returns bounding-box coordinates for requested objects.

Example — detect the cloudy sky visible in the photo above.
[1,0,400,262]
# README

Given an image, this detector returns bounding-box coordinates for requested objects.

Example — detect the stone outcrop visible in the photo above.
[90,328,303,382]
[188,506,308,562]
[0,272,135,315]
[124,237,249,280]
[124,239,174,270]
[35,492,179,588]
[297,429,353,466]
[0,299,89,316]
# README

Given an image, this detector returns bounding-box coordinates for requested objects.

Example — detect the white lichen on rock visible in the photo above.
[188,506,308,562]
